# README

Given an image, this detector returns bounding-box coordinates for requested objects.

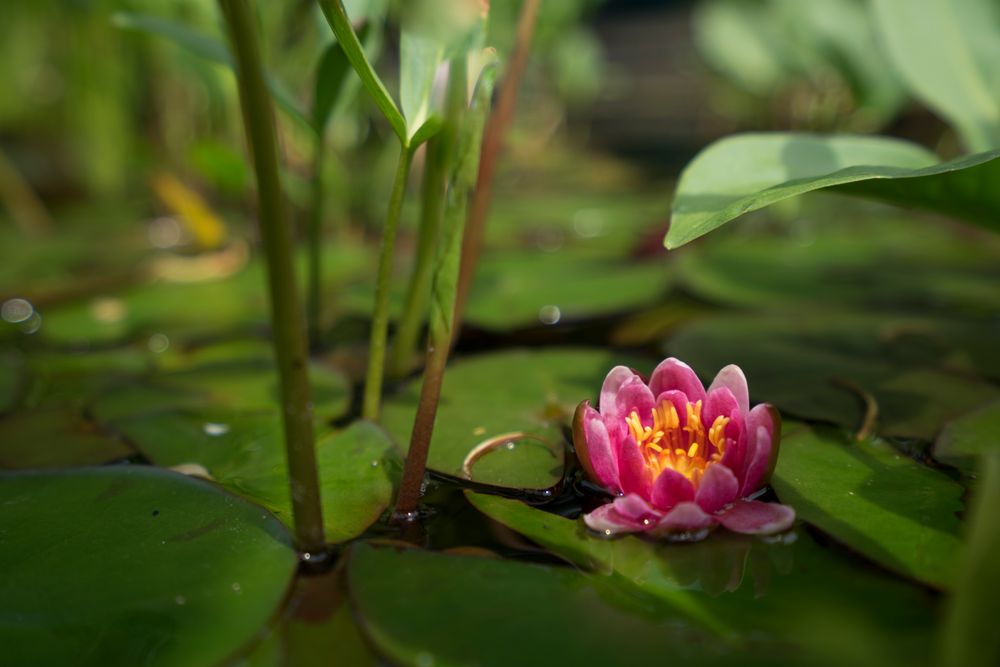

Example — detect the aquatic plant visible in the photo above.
[575,358,794,538]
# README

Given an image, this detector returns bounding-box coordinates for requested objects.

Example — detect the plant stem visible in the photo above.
[454,0,540,328]
[219,0,325,553]
[390,29,483,378]
[362,144,413,421]
[307,133,325,348]
[395,57,483,517]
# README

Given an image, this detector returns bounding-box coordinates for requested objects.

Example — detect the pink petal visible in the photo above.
[704,387,739,429]
[719,412,746,474]
[695,463,739,514]
[614,377,656,424]
[739,405,777,496]
[653,389,691,428]
[652,501,716,534]
[573,402,620,492]
[707,364,749,415]
[617,435,652,498]
[583,494,662,534]
[717,500,795,535]
[599,366,642,420]
[649,468,695,512]
[649,358,706,405]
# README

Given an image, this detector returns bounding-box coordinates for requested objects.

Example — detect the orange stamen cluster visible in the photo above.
[625,400,730,487]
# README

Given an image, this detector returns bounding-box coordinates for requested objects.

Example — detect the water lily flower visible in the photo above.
[574,358,794,539]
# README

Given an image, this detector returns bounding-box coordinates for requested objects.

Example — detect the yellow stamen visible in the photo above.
[632,398,731,489]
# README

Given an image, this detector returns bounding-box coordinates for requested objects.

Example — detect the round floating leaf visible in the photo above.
[464,249,673,330]
[667,133,1000,248]
[107,410,398,544]
[381,349,651,490]
[0,408,133,469]
[0,466,297,666]
[772,423,963,589]
[667,312,1000,440]
[467,492,937,665]
[347,543,755,667]
[90,339,351,424]
[935,400,1000,476]
[676,214,1000,316]
[39,245,372,345]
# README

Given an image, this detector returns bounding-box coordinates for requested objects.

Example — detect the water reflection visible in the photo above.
[651,530,796,597]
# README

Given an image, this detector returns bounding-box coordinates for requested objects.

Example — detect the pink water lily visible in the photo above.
[574,358,794,539]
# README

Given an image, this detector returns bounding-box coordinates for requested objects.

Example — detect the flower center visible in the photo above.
[625,399,730,487]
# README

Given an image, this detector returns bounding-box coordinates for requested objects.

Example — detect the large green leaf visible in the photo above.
[772,424,963,589]
[0,407,133,469]
[666,133,1000,248]
[381,349,649,491]
[873,0,1000,152]
[104,410,397,544]
[0,467,296,666]
[667,312,1000,440]
[467,493,937,664]
[347,543,763,667]
[935,400,1000,476]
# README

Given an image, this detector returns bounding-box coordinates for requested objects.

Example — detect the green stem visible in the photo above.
[388,58,465,378]
[362,144,413,421]
[395,58,478,517]
[307,133,324,348]
[219,0,324,553]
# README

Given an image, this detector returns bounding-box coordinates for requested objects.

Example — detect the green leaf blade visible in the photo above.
[668,133,1000,248]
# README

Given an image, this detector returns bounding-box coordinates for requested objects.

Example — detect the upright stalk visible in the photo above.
[454,0,540,327]
[219,0,325,552]
[395,57,486,517]
[387,124,450,378]
[307,135,325,347]
[362,145,414,420]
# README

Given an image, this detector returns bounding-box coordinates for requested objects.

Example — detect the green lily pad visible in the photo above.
[0,407,133,469]
[381,349,650,490]
[347,543,752,667]
[38,244,372,345]
[108,410,398,544]
[467,492,937,665]
[0,466,297,666]
[667,133,1000,248]
[667,312,1000,439]
[935,400,1000,476]
[464,248,673,330]
[90,340,351,424]
[675,213,1000,315]
[772,423,963,589]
